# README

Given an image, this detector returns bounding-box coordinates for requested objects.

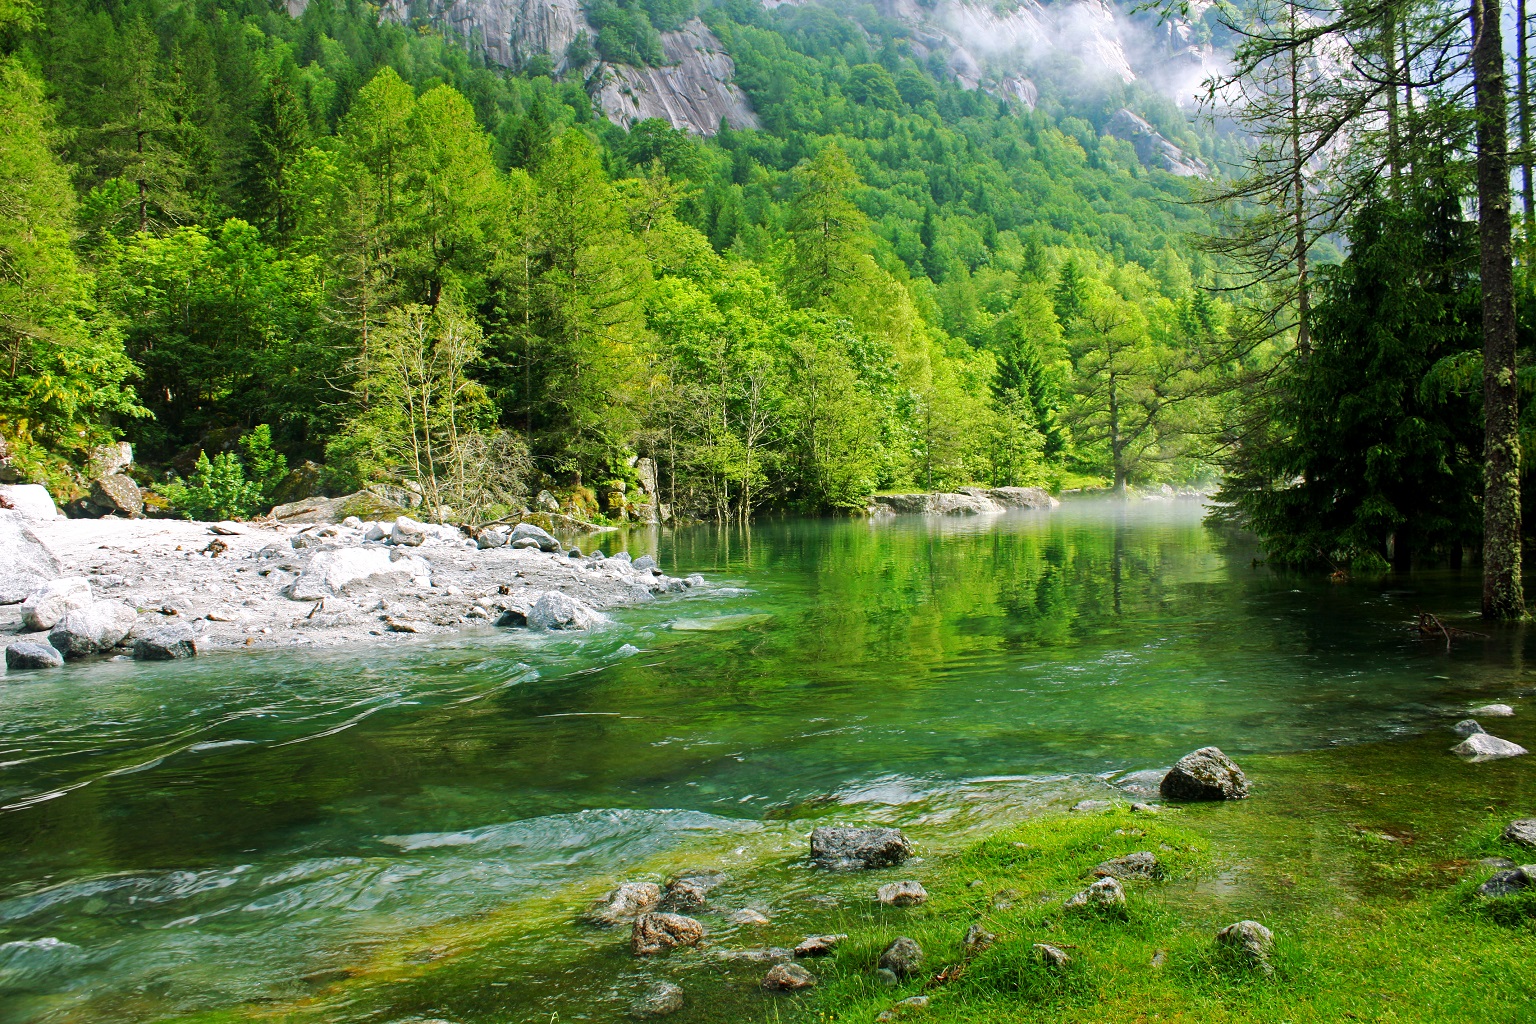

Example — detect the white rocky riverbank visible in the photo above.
[0,509,700,674]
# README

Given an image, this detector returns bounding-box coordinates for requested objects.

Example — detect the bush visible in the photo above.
[164,425,288,520]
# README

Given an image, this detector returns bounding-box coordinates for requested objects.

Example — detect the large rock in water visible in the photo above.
[0,510,63,603]
[527,591,603,630]
[1160,747,1250,801]
[630,912,704,956]
[20,578,92,631]
[6,640,64,670]
[48,601,138,658]
[1452,733,1528,762]
[630,980,685,1017]
[132,624,197,661]
[89,474,143,516]
[810,826,913,870]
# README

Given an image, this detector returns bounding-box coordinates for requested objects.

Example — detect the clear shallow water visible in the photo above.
[0,500,1528,1021]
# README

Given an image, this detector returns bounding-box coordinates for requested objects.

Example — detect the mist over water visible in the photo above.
[0,500,1522,1022]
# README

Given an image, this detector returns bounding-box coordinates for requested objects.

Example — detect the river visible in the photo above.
[0,499,1523,1022]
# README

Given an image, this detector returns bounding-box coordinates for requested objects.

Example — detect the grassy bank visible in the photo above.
[802,734,1536,1023]
[149,727,1536,1024]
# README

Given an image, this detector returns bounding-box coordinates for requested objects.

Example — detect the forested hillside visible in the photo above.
[1,0,1244,522]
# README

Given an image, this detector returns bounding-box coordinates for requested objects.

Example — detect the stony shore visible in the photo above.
[0,509,701,672]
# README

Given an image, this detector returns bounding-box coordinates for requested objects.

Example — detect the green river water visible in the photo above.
[0,500,1530,1023]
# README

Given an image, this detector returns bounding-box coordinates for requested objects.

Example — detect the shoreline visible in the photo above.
[1,512,702,669]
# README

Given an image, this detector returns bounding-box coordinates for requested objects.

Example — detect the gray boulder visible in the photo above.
[1160,747,1249,801]
[89,474,143,517]
[1452,733,1528,762]
[1093,851,1162,880]
[1478,866,1536,897]
[762,962,816,991]
[633,555,658,572]
[1472,703,1516,717]
[1064,876,1126,910]
[20,577,92,631]
[876,881,928,906]
[87,441,133,478]
[630,980,685,1018]
[476,528,509,549]
[48,601,137,658]
[0,510,63,603]
[1216,920,1275,972]
[511,522,559,551]
[1452,719,1487,738]
[132,625,198,661]
[1034,943,1071,967]
[1502,819,1536,848]
[877,936,923,978]
[810,826,913,870]
[535,490,560,512]
[390,516,427,546]
[630,912,704,956]
[527,592,604,630]
[6,640,64,670]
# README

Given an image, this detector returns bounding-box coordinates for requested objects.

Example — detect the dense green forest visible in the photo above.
[0,0,1247,523]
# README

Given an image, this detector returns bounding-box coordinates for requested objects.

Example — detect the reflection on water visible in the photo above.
[0,500,1525,1021]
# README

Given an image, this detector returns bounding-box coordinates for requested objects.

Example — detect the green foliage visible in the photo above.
[165,424,287,519]
[1215,176,1489,568]
[1,0,1239,511]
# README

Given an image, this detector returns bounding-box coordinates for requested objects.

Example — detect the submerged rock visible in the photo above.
[1452,719,1487,738]
[6,640,64,670]
[658,878,708,913]
[761,962,816,991]
[1115,768,1168,797]
[877,936,924,978]
[810,826,913,870]
[1093,851,1162,880]
[730,908,771,926]
[1071,799,1114,812]
[587,882,662,926]
[876,881,928,906]
[48,601,137,658]
[793,934,846,958]
[631,912,704,956]
[1452,733,1528,762]
[1064,876,1126,910]
[1472,703,1516,717]
[20,577,92,631]
[1215,919,1275,972]
[629,980,685,1018]
[1160,747,1249,801]
[1502,819,1536,848]
[132,624,197,661]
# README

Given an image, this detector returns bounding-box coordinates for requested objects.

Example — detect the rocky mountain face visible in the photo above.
[294,0,1217,173]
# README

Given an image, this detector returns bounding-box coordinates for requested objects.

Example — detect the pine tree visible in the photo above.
[244,60,311,244]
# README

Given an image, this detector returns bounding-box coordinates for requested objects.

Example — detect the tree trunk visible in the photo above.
[1520,0,1533,249]
[1474,0,1525,619]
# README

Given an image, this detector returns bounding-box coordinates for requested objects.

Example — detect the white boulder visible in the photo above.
[287,547,432,600]
[527,591,604,630]
[1452,733,1528,763]
[48,601,138,659]
[0,484,58,521]
[20,578,93,631]
[0,511,63,603]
